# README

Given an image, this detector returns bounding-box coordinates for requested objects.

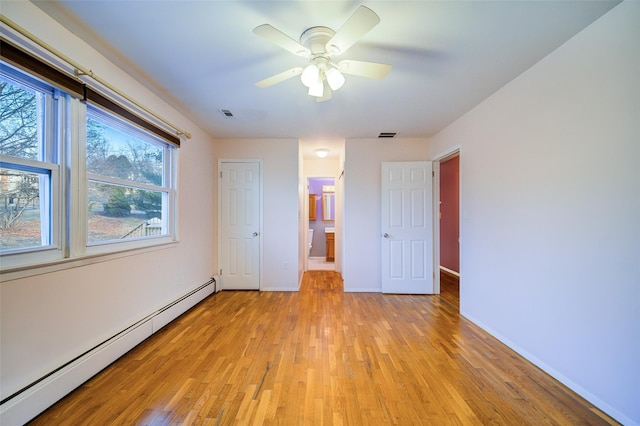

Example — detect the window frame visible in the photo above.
[0,68,64,268]
[82,104,176,255]
[1,45,179,276]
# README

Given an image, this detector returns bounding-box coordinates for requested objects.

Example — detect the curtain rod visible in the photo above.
[0,14,192,140]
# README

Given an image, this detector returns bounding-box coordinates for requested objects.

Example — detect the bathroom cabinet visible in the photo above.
[309,194,316,221]
[326,232,334,262]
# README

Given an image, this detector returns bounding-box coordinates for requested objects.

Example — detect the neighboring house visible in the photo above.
[0,2,638,425]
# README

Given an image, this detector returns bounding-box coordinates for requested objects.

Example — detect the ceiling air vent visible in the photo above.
[378,132,397,138]
[219,109,234,117]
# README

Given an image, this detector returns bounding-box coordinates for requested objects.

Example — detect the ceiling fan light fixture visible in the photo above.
[308,79,324,97]
[253,6,390,100]
[301,64,320,88]
[326,67,345,91]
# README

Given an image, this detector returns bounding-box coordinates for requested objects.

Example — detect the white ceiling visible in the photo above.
[33,0,619,157]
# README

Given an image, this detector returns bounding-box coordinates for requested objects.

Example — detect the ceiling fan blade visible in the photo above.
[256,67,304,88]
[253,24,311,57]
[338,60,391,79]
[325,6,380,55]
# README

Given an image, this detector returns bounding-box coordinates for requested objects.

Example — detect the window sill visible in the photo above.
[0,240,179,283]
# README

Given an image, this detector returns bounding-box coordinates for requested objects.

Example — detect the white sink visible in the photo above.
[325,227,335,233]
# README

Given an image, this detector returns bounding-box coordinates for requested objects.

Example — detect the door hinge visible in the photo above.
[432,171,435,177]
[219,268,222,275]
[220,171,222,178]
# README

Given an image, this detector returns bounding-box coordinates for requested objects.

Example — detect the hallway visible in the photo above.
[29,272,615,425]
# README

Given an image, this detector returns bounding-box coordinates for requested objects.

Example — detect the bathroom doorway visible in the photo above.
[308,177,335,271]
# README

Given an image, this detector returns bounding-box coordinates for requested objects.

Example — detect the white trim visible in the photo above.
[0,156,58,171]
[86,173,169,193]
[440,266,460,277]
[431,145,461,163]
[69,97,86,258]
[432,160,441,295]
[0,241,177,283]
[431,146,462,296]
[344,287,381,293]
[260,286,299,292]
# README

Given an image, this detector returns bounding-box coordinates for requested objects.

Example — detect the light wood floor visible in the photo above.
[28,271,617,425]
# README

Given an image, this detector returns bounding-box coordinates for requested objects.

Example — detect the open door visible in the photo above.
[381,161,434,294]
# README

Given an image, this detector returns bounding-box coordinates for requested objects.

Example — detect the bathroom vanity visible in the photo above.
[325,227,335,262]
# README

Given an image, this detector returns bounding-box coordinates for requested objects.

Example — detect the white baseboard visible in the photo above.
[440,266,460,277]
[0,281,215,426]
[260,286,299,292]
[344,287,381,292]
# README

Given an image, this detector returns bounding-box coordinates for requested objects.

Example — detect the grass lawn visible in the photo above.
[1,208,149,250]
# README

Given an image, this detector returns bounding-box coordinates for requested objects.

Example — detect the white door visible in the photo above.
[381,162,434,294]
[219,161,261,290]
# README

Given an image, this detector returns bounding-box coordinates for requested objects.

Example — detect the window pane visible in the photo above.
[0,167,49,250]
[88,181,165,243]
[0,79,43,160]
[87,117,164,186]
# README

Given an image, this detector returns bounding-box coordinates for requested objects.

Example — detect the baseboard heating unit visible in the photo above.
[0,277,217,426]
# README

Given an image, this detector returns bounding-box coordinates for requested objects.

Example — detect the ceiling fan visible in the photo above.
[253,5,392,101]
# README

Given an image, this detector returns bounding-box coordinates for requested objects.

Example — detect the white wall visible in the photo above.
[214,139,299,291]
[429,2,640,424]
[343,138,429,292]
[1,0,217,414]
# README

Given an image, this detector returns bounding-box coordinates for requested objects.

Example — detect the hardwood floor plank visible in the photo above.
[27,271,617,425]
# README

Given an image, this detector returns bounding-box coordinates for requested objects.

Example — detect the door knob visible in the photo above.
[383,233,390,238]
[253,232,259,237]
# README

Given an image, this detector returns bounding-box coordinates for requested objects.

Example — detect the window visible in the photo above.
[85,107,174,247]
[0,69,62,265]
[1,48,178,271]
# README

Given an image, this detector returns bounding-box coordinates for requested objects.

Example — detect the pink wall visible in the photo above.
[440,156,459,272]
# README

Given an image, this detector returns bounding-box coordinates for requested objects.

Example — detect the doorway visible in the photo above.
[308,177,335,271]
[435,150,460,305]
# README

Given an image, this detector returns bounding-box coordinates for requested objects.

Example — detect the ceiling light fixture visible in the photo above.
[301,64,320,88]
[308,78,324,97]
[300,58,345,99]
[325,66,345,91]
[253,7,393,102]
[314,148,329,158]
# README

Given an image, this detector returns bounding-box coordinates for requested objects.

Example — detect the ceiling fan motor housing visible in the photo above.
[300,26,336,57]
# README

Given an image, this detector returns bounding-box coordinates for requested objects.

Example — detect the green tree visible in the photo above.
[103,187,131,217]
[132,190,162,219]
